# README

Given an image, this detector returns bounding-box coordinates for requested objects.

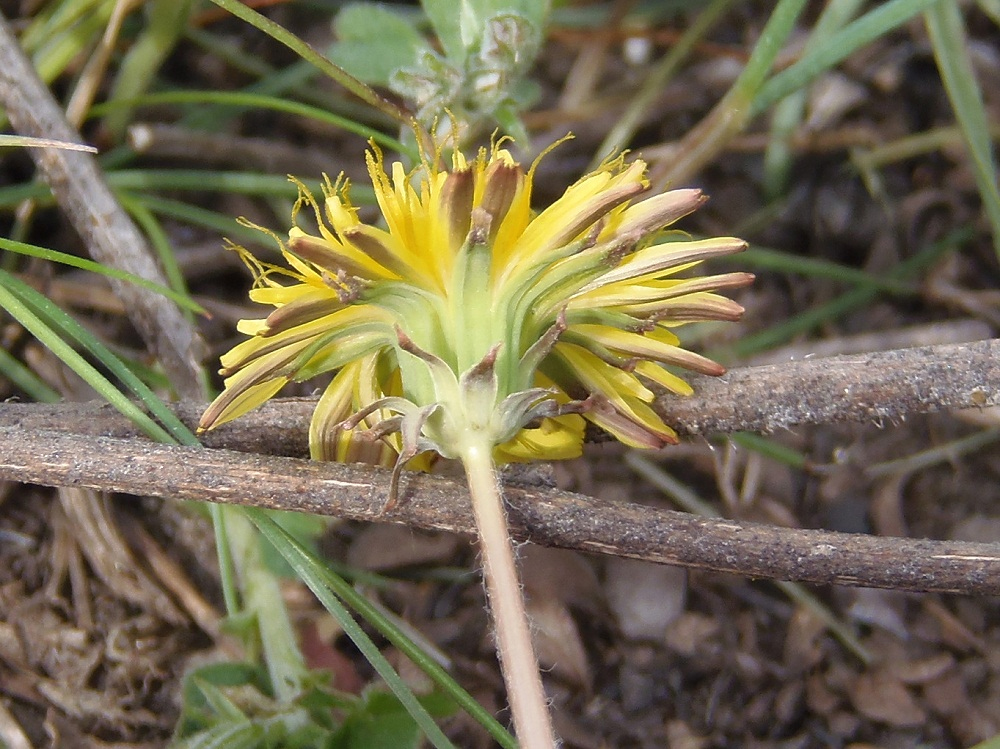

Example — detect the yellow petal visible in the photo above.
[495,414,585,462]
[513,162,647,267]
[199,376,288,432]
[554,342,653,402]
[633,361,694,396]
[583,237,747,290]
[569,324,724,376]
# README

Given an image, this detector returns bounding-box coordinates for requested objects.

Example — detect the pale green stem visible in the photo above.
[225,506,307,703]
[460,437,555,749]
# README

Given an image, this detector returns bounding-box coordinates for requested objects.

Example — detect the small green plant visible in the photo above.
[329,0,548,143]
[173,660,455,748]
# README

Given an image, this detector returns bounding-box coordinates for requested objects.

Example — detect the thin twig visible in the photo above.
[1,339,996,456]
[2,425,999,596]
[2,339,998,595]
[0,13,204,398]
[667,337,1000,436]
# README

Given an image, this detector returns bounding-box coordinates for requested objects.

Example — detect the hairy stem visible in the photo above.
[461,438,555,749]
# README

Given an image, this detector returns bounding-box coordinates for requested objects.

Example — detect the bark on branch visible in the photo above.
[2,338,999,595]
[1,339,997,457]
[1,425,998,595]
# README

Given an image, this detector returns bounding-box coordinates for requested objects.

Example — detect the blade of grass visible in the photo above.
[925,1,1000,260]
[0,276,175,444]
[763,0,865,197]
[204,0,417,135]
[1,272,246,622]
[123,193,267,246]
[301,545,518,748]
[109,169,328,199]
[0,345,60,402]
[729,432,809,470]
[0,236,204,314]
[247,508,458,749]
[102,0,195,138]
[967,733,1000,749]
[977,0,1000,24]
[0,269,199,447]
[852,123,1000,172]
[865,427,1000,478]
[90,90,407,155]
[118,193,198,325]
[20,0,104,52]
[21,3,111,85]
[727,243,915,294]
[649,0,808,188]
[212,505,241,617]
[181,25,394,133]
[227,509,308,703]
[751,0,941,117]
[0,181,46,210]
[0,169,374,215]
[590,0,735,170]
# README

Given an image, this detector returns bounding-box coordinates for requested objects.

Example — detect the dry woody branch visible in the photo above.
[1,424,998,596]
[2,338,999,595]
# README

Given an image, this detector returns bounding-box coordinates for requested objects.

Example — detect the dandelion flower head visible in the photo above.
[199,139,752,487]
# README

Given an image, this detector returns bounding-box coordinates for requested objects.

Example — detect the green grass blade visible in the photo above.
[866,427,1000,478]
[719,226,972,359]
[118,193,196,322]
[0,270,199,446]
[0,346,60,403]
[751,0,941,117]
[212,505,241,617]
[0,235,204,314]
[763,0,865,196]
[204,0,414,130]
[246,509,458,749]
[925,1,1000,259]
[732,244,915,294]
[108,169,328,199]
[102,0,195,138]
[301,550,518,748]
[729,432,809,469]
[0,181,48,209]
[25,6,109,85]
[124,193,265,245]
[0,276,174,443]
[591,0,734,169]
[651,0,808,187]
[90,90,407,154]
